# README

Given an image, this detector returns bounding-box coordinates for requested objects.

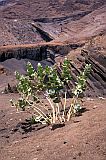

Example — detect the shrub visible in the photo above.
[10,59,91,125]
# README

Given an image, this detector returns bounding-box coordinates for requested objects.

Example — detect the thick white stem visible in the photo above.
[67,104,74,121]
[30,102,50,123]
[63,92,67,119]
[46,97,56,124]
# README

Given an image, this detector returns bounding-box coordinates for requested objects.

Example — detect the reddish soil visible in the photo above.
[0,0,106,46]
[0,94,106,160]
[0,1,106,160]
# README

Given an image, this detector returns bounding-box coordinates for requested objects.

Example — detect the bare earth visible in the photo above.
[0,94,106,160]
[0,0,106,160]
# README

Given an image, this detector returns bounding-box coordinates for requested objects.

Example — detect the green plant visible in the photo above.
[73,64,91,97]
[67,63,91,121]
[10,59,91,125]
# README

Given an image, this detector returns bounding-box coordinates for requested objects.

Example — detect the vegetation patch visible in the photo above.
[10,59,91,129]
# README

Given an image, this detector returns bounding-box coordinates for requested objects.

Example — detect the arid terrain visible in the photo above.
[0,0,106,160]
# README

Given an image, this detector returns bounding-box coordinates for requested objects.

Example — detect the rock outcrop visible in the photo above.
[0,0,106,97]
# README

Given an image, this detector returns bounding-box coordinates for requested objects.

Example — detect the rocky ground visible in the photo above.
[0,0,106,45]
[0,0,106,160]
